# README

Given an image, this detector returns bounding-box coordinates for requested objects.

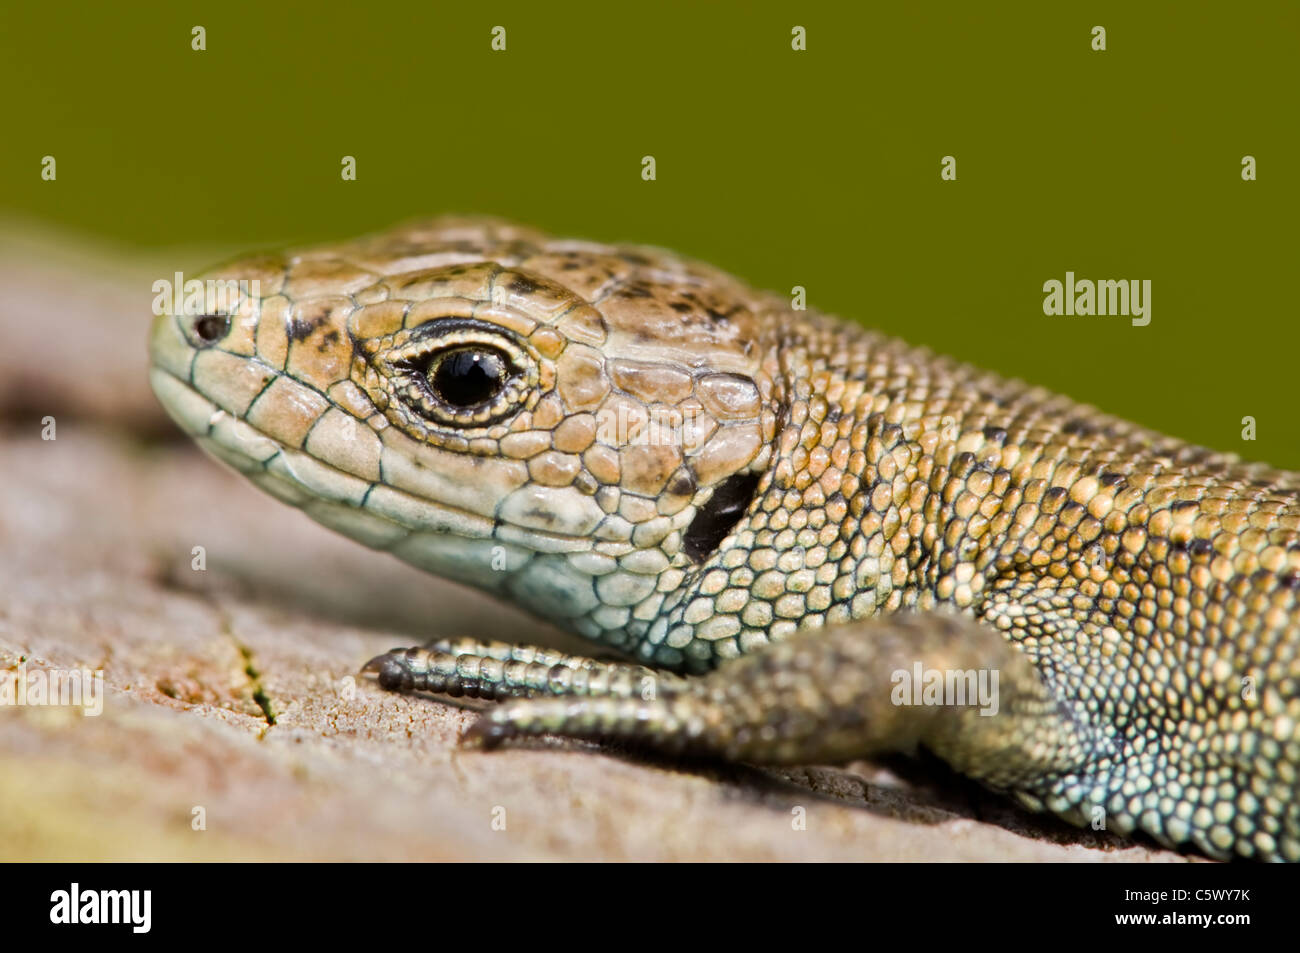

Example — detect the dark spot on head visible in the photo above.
[508,273,540,295]
[1043,486,1067,505]
[1099,472,1124,487]
[621,282,654,299]
[1187,538,1213,559]
[1062,418,1094,436]
[683,471,762,563]
[287,315,325,342]
[1281,572,1300,590]
[670,300,694,313]
[1172,500,1199,514]
[704,303,744,325]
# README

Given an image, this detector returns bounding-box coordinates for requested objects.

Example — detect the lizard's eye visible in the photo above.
[371,320,540,430]
[426,346,509,408]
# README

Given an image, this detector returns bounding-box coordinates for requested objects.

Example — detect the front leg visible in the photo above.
[364,637,686,701]
[459,613,1104,792]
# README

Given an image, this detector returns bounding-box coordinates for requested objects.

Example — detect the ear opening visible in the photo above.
[682,470,763,563]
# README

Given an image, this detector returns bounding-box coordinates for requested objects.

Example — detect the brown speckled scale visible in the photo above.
[149,218,1300,862]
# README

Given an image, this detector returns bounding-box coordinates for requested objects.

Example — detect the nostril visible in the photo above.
[193,313,230,345]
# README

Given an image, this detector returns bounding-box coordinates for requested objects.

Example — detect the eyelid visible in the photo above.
[355,318,543,434]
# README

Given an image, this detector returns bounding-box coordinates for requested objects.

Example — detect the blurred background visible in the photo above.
[3,0,1296,464]
[0,1,1294,861]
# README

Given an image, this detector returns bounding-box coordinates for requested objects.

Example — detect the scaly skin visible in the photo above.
[148,218,1300,861]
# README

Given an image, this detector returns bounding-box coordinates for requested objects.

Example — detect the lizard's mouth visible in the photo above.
[147,358,619,616]
[148,359,482,541]
[149,364,597,546]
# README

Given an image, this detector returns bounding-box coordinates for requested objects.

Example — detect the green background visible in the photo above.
[3,1,1297,465]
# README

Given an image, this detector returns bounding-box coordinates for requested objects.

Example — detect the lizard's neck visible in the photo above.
[544,310,908,673]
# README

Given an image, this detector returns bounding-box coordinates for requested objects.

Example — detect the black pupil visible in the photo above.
[194,314,230,344]
[430,348,507,407]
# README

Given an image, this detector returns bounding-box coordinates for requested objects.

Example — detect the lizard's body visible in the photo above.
[149,218,1300,861]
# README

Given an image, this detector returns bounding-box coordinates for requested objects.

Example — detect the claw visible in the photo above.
[461,716,508,751]
[361,649,411,690]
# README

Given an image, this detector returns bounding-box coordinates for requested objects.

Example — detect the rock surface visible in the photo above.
[0,221,1188,861]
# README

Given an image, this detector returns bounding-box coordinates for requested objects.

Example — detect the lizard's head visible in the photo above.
[149,219,780,653]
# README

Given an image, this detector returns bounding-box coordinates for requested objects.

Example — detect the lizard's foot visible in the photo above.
[458,613,1101,790]
[362,637,684,702]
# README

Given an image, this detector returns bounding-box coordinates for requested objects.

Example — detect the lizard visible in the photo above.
[148,217,1300,862]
